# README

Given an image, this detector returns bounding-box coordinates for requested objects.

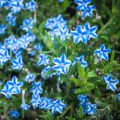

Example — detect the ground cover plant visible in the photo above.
[0,0,120,120]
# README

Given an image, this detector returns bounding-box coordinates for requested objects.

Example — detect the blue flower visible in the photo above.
[41,66,53,79]
[103,75,119,91]
[24,72,36,83]
[7,76,23,94]
[0,0,7,8]
[11,55,24,70]
[53,53,71,74]
[81,5,96,19]
[9,110,20,119]
[78,94,96,115]
[21,103,30,110]
[20,17,33,32]
[94,44,111,61]
[78,94,89,104]
[86,102,96,115]
[75,0,91,10]
[84,23,97,40]
[37,54,49,66]
[71,25,88,44]
[0,24,6,35]
[48,99,66,114]
[10,0,24,14]
[6,12,16,26]
[30,81,43,95]
[39,97,53,110]
[31,94,41,108]
[0,46,11,66]
[74,55,88,67]
[25,0,37,12]
[1,83,12,99]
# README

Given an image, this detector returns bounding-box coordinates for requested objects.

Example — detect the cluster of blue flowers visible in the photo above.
[78,94,96,115]
[74,0,96,19]
[45,14,70,41]
[0,0,119,119]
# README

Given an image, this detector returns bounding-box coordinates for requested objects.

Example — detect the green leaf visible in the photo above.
[70,77,80,86]
[75,82,95,94]
[88,71,97,78]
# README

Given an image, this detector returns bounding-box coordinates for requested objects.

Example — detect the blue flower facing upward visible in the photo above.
[81,5,96,19]
[25,0,37,12]
[103,75,119,91]
[37,54,49,66]
[7,76,23,94]
[39,97,53,110]
[24,72,36,83]
[9,110,20,119]
[0,46,11,66]
[30,81,43,95]
[31,94,41,109]
[75,0,91,10]
[73,55,88,67]
[10,0,24,14]
[71,23,97,44]
[20,17,33,32]
[1,83,12,99]
[78,94,89,104]
[48,99,66,114]
[94,44,111,61]
[5,12,16,26]
[84,23,97,40]
[53,53,71,74]
[11,55,24,70]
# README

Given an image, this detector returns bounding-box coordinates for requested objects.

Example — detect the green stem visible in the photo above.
[98,17,115,36]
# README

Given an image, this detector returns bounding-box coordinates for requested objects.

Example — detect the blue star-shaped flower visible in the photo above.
[30,81,43,95]
[21,103,30,110]
[6,12,16,26]
[78,94,89,104]
[37,54,49,66]
[31,94,41,108]
[20,17,33,32]
[94,44,111,61]
[39,97,53,110]
[25,0,37,12]
[24,73,36,83]
[7,76,23,94]
[11,55,24,70]
[103,75,119,91]
[53,53,71,74]
[86,102,96,115]
[74,0,91,10]
[1,83,12,99]
[74,55,88,67]
[0,0,7,7]
[10,0,24,14]
[48,99,66,114]
[81,5,96,19]
[0,46,11,66]
[71,25,88,44]
[9,110,20,119]
[0,24,6,35]
[84,23,97,40]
